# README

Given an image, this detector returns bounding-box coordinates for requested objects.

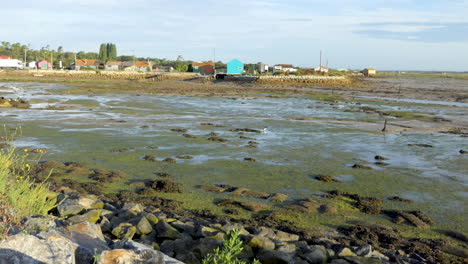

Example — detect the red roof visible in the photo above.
[135,61,150,67]
[105,61,122,66]
[0,56,11,59]
[192,62,215,67]
[76,59,98,66]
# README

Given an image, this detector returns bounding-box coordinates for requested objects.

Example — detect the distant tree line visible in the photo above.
[0,41,229,72]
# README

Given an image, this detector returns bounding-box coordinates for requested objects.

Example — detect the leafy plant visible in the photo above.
[0,148,58,236]
[202,230,260,264]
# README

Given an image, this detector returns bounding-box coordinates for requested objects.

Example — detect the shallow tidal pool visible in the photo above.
[1,82,467,235]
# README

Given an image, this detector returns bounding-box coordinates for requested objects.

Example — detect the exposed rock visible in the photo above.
[155,172,174,178]
[439,230,468,243]
[162,158,177,163]
[200,185,226,193]
[256,250,294,264]
[68,209,102,224]
[216,199,268,213]
[337,247,357,257]
[351,164,373,170]
[304,245,328,264]
[248,235,276,251]
[182,134,197,138]
[327,191,382,214]
[135,216,153,235]
[144,180,183,193]
[268,193,288,203]
[383,210,433,228]
[143,155,157,161]
[112,223,137,239]
[155,221,182,240]
[89,169,127,183]
[274,230,300,242]
[374,155,388,161]
[57,197,85,217]
[60,179,103,195]
[0,233,74,264]
[374,161,389,166]
[39,228,108,263]
[314,175,341,183]
[354,244,373,258]
[285,198,321,213]
[408,144,433,148]
[176,155,193,159]
[330,260,350,264]
[388,196,413,203]
[22,216,57,233]
[97,248,183,264]
[319,204,338,215]
[171,128,188,133]
[233,128,262,133]
[207,136,229,142]
[230,187,269,199]
[343,256,382,264]
[337,222,401,250]
[110,147,134,153]
[67,221,106,241]
[355,197,383,215]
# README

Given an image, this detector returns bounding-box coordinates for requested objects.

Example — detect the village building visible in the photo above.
[135,61,151,72]
[258,63,269,73]
[122,61,151,72]
[0,56,11,59]
[71,59,99,70]
[363,68,377,77]
[27,61,37,69]
[153,66,174,73]
[192,62,215,75]
[37,60,52,70]
[227,59,244,75]
[314,66,329,73]
[273,64,297,73]
[105,61,122,71]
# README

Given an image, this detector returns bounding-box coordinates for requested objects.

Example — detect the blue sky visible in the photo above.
[1,0,468,71]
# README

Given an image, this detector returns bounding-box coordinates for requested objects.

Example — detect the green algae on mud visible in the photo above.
[1,81,467,241]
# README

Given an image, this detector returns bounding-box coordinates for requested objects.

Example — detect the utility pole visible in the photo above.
[24,48,28,65]
[213,47,216,73]
[320,50,322,68]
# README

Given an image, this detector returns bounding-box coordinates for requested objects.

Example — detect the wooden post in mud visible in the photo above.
[382,119,387,132]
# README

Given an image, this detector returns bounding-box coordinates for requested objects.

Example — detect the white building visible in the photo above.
[27,61,37,69]
[273,64,297,73]
[258,63,269,73]
[314,66,329,73]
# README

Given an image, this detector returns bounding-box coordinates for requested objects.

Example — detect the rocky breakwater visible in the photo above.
[1,188,466,264]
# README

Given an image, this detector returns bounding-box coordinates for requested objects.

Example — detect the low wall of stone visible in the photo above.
[26,70,199,80]
[257,75,351,84]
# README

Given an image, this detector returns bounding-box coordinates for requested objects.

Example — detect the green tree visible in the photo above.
[98,43,108,63]
[108,43,117,61]
[175,62,189,72]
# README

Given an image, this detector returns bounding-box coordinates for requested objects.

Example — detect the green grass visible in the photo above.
[0,148,58,235]
[202,230,260,264]
[377,72,468,80]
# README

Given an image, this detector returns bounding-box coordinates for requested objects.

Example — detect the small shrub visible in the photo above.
[0,148,57,235]
[202,230,260,264]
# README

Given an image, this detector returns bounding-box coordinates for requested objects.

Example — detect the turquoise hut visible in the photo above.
[227,59,244,75]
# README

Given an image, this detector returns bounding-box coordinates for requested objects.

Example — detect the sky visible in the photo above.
[1,0,468,71]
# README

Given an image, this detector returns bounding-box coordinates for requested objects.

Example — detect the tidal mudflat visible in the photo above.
[0,81,466,238]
